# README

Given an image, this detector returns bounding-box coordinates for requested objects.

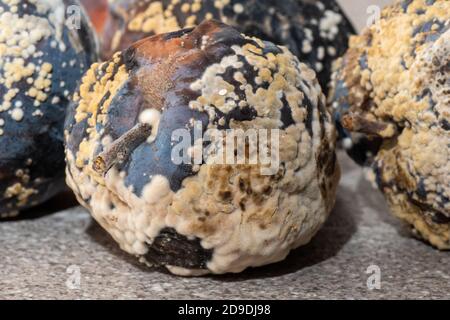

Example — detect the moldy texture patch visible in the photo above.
[0,0,98,218]
[65,20,340,276]
[328,0,450,249]
[100,0,355,90]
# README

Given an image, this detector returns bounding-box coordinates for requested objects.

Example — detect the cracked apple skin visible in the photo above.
[329,0,450,249]
[98,0,355,90]
[0,0,98,219]
[64,20,340,276]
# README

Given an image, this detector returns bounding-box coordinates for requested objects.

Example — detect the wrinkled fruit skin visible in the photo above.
[100,0,355,90]
[0,0,98,219]
[65,20,340,275]
[329,0,450,249]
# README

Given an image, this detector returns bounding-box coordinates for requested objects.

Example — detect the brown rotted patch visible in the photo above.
[145,227,213,269]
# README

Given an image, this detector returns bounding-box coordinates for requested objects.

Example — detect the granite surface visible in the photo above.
[1,152,449,300]
[1,0,449,300]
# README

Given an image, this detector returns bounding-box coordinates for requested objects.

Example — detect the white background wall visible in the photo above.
[337,0,394,31]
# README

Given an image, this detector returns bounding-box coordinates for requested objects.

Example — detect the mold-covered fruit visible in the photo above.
[328,0,450,249]
[0,0,98,218]
[99,0,355,90]
[65,20,340,275]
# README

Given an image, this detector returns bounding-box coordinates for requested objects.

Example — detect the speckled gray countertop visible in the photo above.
[1,152,449,300]
[1,0,449,300]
